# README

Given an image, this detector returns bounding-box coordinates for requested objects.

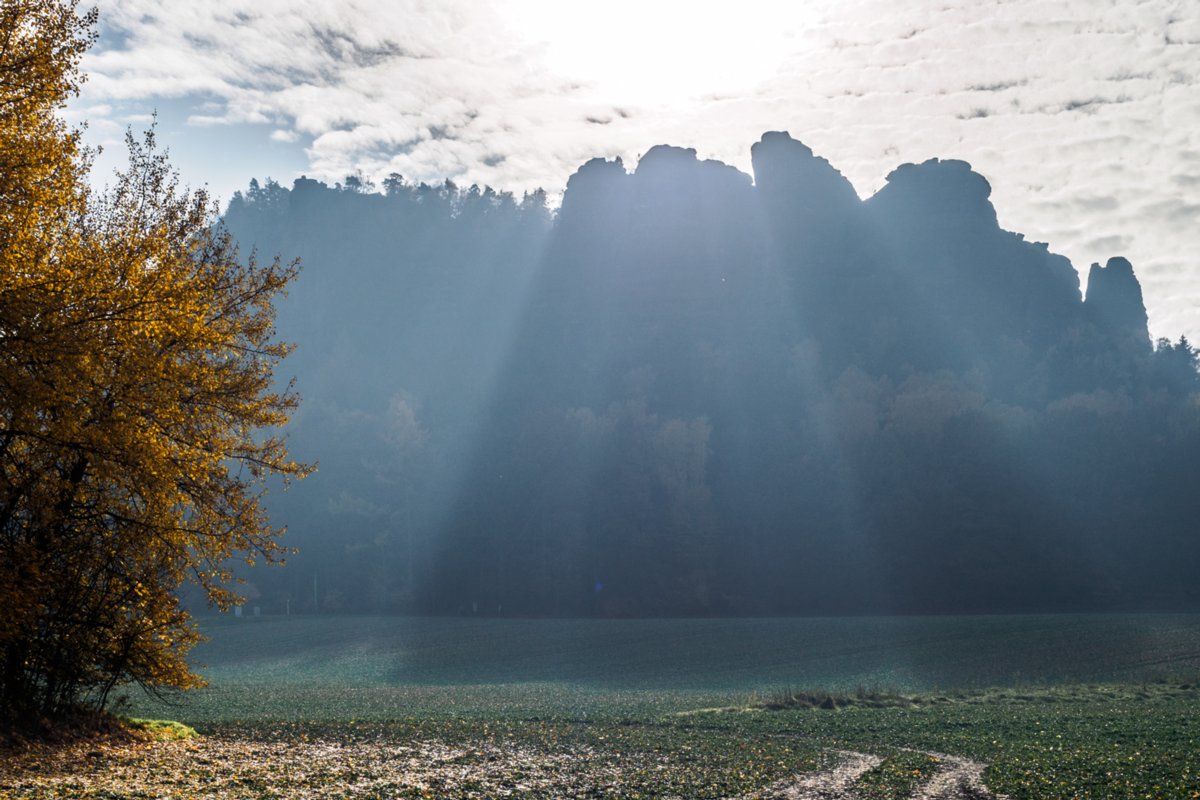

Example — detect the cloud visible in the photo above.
[1086,234,1132,253]
[77,0,1200,341]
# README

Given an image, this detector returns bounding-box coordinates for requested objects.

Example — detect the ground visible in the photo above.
[4,614,1199,798]
[0,730,998,799]
[3,682,1198,799]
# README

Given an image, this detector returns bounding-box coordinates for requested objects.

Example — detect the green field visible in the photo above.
[23,614,1198,799]
[190,613,1200,688]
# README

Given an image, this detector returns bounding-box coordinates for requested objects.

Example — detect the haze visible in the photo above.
[219,134,1200,618]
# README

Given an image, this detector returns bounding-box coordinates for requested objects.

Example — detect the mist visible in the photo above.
[222,132,1200,619]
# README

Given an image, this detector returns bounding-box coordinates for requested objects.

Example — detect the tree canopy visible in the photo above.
[0,0,307,725]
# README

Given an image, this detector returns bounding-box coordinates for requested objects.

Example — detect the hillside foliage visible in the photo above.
[226,143,1200,618]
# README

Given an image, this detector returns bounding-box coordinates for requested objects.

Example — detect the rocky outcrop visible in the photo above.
[1085,256,1150,346]
[751,131,861,219]
[558,156,630,224]
[867,158,998,232]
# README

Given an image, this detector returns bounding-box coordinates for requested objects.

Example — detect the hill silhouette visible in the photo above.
[223,133,1200,616]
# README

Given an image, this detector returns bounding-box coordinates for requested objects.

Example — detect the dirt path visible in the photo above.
[744,749,882,799]
[1,731,1008,799]
[909,750,1008,800]
[743,747,1008,800]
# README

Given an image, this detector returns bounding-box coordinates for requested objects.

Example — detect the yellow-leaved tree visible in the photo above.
[0,0,309,726]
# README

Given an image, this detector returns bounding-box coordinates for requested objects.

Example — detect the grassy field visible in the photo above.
[4,614,1199,798]
[189,612,1200,689]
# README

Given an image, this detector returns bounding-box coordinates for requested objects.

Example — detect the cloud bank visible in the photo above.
[78,0,1199,340]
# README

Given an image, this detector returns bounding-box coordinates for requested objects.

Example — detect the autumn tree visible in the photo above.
[0,0,308,726]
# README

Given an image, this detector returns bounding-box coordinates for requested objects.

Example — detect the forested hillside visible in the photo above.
[224,132,1200,617]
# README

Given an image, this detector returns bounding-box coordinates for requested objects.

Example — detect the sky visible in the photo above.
[70,0,1200,342]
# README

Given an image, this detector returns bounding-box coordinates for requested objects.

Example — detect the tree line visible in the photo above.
[226,138,1200,619]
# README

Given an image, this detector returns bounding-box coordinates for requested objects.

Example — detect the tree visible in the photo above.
[0,0,308,726]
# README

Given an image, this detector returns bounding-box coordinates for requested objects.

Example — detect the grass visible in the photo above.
[854,749,941,799]
[123,717,199,740]
[758,685,918,709]
[103,683,1200,798]
[3,615,1199,798]
[777,680,1200,799]
[181,612,1200,692]
[671,680,1200,798]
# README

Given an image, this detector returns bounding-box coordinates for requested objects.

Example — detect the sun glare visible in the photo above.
[503,0,811,106]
